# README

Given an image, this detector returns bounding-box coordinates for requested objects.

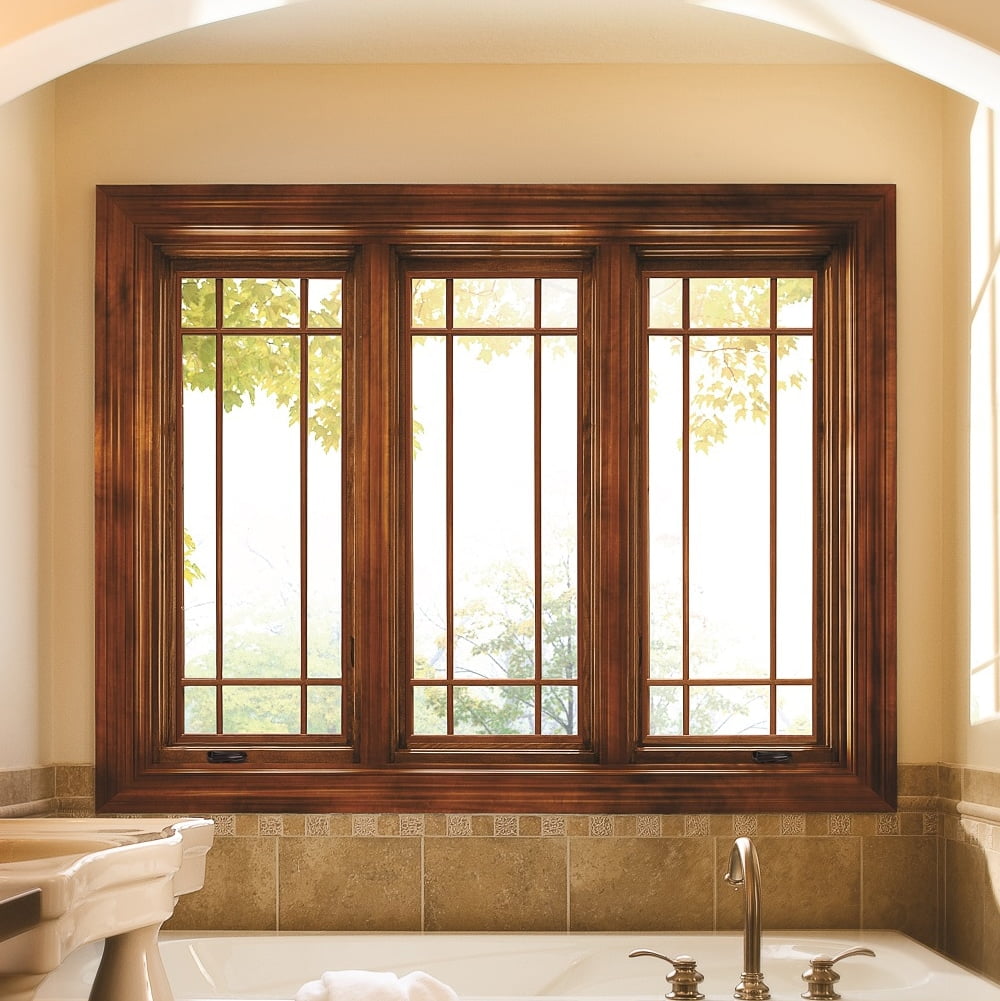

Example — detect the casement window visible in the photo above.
[95,184,895,813]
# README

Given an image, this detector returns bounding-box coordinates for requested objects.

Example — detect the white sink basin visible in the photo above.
[0,817,214,1001]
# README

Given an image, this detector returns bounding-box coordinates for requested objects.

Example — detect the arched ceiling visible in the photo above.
[2,0,1000,108]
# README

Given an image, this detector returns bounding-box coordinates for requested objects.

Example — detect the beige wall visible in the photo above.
[0,86,54,768]
[46,61,948,764]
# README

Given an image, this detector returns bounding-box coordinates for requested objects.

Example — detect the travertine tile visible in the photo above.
[982,850,1000,983]
[278,837,421,931]
[425,837,566,931]
[569,837,713,931]
[716,837,860,930]
[939,764,963,804]
[167,835,277,930]
[54,765,93,798]
[965,768,1000,812]
[944,838,985,972]
[861,836,937,947]
[898,763,939,798]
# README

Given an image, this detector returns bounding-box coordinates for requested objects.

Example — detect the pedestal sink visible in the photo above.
[0,817,214,1001]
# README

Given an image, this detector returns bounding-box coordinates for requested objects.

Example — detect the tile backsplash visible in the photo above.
[3,763,999,981]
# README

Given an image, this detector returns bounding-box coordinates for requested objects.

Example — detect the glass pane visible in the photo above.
[412,335,448,681]
[649,686,682,735]
[777,685,813,735]
[181,278,216,328]
[648,335,684,681]
[690,277,770,328]
[307,686,342,734]
[542,685,577,735]
[452,335,534,681]
[454,686,534,735]
[222,686,300,734]
[307,278,343,328]
[412,686,447,735]
[541,336,577,681]
[223,278,300,327]
[453,277,534,328]
[221,335,301,681]
[412,278,446,328]
[777,277,813,328]
[182,335,217,679]
[689,685,769,736]
[307,335,342,679]
[776,334,813,679]
[184,687,216,734]
[649,277,683,328]
[541,278,577,328]
[971,661,998,724]
[688,336,771,680]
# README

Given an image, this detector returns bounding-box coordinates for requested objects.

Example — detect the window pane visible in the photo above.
[308,278,343,328]
[222,686,300,734]
[776,334,813,679]
[307,686,342,734]
[412,335,448,681]
[453,278,534,328]
[649,687,682,735]
[182,335,217,680]
[689,685,769,736]
[541,335,577,681]
[412,687,447,734]
[649,277,683,328]
[541,278,577,328]
[307,335,342,679]
[542,685,578,735]
[777,277,813,328]
[181,277,216,328]
[452,335,534,680]
[221,335,301,681]
[454,686,534,735]
[412,278,447,328]
[777,685,812,735]
[690,277,769,328]
[688,336,770,681]
[223,278,300,327]
[649,334,684,681]
[184,687,215,734]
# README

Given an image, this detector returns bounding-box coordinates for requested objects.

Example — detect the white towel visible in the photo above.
[294,969,460,1001]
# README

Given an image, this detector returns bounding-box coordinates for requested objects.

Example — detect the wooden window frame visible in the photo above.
[95,184,895,814]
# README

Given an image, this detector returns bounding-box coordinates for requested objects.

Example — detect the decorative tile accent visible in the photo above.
[589,815,614,837]
[541,815,566,837]
[352,814,378,837]
[400,815,425,837]
[684,815,710,837]
[876,813,899,835]
[305,815,330,837]
[258,815,283,836]
[922,812,939,836]
[780,814,806,836]
[446,815,473,837]
[637,815,660,838]
[494,815,519,837]
[209,814,237,837]
[734,815,759,836]
[829,814,852,835]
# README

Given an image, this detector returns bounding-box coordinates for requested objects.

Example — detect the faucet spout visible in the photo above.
[724,837,770,1001]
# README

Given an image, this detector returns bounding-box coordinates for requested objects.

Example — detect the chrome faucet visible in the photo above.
[724,837,770,1001]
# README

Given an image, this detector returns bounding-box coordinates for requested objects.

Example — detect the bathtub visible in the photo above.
[34,929,1000,1001]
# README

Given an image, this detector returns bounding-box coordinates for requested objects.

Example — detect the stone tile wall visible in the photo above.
[1,763,997,981]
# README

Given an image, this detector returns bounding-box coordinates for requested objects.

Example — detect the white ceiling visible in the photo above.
[102,0,877,65]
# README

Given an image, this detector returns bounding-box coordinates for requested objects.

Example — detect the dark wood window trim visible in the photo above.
[95,184,896,814]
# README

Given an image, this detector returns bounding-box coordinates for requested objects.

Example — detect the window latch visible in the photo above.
[206,750,248,764]
[752,750,792,764]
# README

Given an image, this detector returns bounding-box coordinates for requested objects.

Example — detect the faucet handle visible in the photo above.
[801,947,876,1000]
[628,949,706,1000]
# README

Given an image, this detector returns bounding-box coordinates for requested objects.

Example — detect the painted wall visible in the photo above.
[44,61,947,765]
[0,86,54,768]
